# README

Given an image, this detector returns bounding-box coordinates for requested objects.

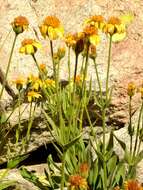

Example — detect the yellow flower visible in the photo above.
[84,15,105,30]
[103,16,126,36]
[127,82,136,97]
[64,33,77,47]
[83,25,100,45]
[27,74,42,91]
[124,180,143,190]
[27,91,42,102]
[19,39,41,55]
[44,79,55,88]
[39,16,64,40]
[11,16,29,34]
[13,76,26,90]
[68,175,88,190]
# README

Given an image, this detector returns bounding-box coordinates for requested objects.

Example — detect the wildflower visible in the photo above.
[65,33,77,47]
[39,63,47,75]
[11,16,29,34]
[39,16,64,40]
[124,179,143,190]
[44,79,55,88]
[27,74,42,91]
[127,82,136,97]
[19,39,41,55]
[13,76,26,90]
[84,15,105,30]
[103,16,126,36]
[68,175,88,190]
[79,162,89,178]
[75,75,84,84]
[27,91,42,102]
[83,25,100,45]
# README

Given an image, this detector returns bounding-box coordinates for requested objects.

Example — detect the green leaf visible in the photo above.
[7,154,29,169]
[113,133,126,151]
[134,150,143,165]
[106,131,114,151]
[63,133,82,151]
[107,155,117,174]
[0,113,7,124]
[20,167,49,190]
[0,181,16,190]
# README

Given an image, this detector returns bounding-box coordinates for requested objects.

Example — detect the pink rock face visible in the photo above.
[0,0,143,125]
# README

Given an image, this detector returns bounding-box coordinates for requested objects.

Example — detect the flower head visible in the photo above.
[39,16,64,40]
[39,63,46,72]
[83,25,100,45]
[84,15,105,30]
[103,16,126,36]
[19,39,41,55]
[27,74,42,91]
[44,79,55,88]
[27,91,42,102]
[127,82,136,97]
[79,162,89,178]
[13,76,26,90]
[11,16,29,34]
[68,175,88,190]
[64,33,77,47]
[124,180,143,190]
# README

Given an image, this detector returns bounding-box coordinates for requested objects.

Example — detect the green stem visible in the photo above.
[129,96,133,155]
[102,108,107,190]
[16,90,21,144]
[68,47,71,83]
[133,101,143,157]
[93,58,103,104]
[0,34,17,99]
[26,102,36,142]
[80,56,85,75]
[106,35,112,102]
[60,151,66,190]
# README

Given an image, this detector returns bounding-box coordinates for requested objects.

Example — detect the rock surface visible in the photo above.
[0,0,143,187]
[0,0,143,124]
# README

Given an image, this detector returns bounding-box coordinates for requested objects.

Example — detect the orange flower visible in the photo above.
[11,16,29,34]
[43,16,61,28]
[39,63,46,72]
[13,76,26,90]
[39,15,64,40]
[19,39,41,55]
[83,25,100,45]
[124,180,143,190]
[84,15,105,30]
[79,162,89,178]
[68,175,88,190]
[103,16,126,36]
